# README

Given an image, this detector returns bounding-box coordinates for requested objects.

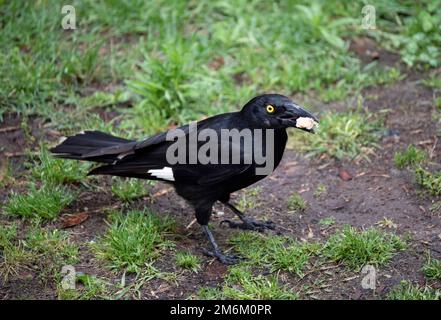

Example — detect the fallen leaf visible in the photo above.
[339,169,352,181]
[152,188,172,197]
[208,56,225,70]
[61,212,89,228]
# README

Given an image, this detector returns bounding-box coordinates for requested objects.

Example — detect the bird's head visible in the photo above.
[241,94,318,132]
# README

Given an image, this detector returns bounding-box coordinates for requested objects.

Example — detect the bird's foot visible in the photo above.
[202,248,240,265]
[221,218,275,232]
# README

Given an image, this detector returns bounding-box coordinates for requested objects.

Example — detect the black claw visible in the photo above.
[202,248,239,265]
[220,218,275,232]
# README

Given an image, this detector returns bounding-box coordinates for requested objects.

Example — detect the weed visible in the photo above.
[387,280,441,300]
[414,167,441,196]
[295,110,382,160]
[111,177,150,202]
[319,216,336,226]
[376,217,397,229]
[394,145,427,169]
[25,227,79,279]
[236,187,261,212]
[6,184,75,220]
[229,233,318,277]
[175,252,201,272]
[287,193,307,212]
[422,256,441,280]
[57,273,110,300]
[197,265,298,300]
[30,145,90,185]
[0,223,34,282]
[384,5,441,67]
[324,225,405,271]
[92,210,175,273]
[422,73,441,89]
[314,184,327,197]
[429,201,441,215]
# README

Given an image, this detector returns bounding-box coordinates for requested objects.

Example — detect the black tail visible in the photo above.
[50,130,135,164]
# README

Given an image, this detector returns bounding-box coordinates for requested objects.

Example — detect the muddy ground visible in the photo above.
[1,65,440,299]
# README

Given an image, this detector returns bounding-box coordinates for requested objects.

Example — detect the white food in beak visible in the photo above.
[295,117,318,130]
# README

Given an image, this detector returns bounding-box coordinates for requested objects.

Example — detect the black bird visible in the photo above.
[51,94,318,264]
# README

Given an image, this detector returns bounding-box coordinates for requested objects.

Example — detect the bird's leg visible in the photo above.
[221,202,275,232]
[201,225,239,264]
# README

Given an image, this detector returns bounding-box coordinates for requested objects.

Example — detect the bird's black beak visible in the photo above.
[279,103,319,133]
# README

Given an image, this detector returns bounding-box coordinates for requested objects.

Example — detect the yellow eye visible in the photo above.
[266,105,275,113]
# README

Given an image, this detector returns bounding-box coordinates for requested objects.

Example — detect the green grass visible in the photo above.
[235,187,261,212]
[57,273,110,300]
[0,223,78,282]
[2,1,434,126]
[30,145,90,186]
[287,193,307,212]
[314,184,327,198]
[229,233,318,277]
[381,3,441,68]
[319,216,336,226]
[25,227,79,279]
[5,184,76,220]
[175,252,201,272]
[422,256,441,280]
[0,223,34,282]
[323,226,405,271]
[0,158,14,189]
[394,145,427,169]
[387,280,441,300]
[197,266,298,300]
[414,167,441,196]
[92,210,175,273]
[295,109,382,161]
[422,73,441,89]
[429,201,441,215]
[111,177,150,202]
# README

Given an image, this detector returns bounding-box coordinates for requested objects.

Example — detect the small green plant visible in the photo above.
[92,210,175,273]
[236,187,261,211]
[324,226,405,271]
[26,227,79,279]
[387,7,441,68]
[6,184,75,220]
[429,201,441,215]
[387,280,441,300]
[435,97,441,110]
[57,273,110,300]
[287,193,307,212]
[1,224,79,282]
[422,256,441,280]
[111,177,150,202]
[30,145,90,185]
[422,73,441,89]
[296,110,381,160]
[314,184,327,197]
[0,158,14,188]
[0,224,34,282]
[268,238,315,276]
[414,167,441,196]
[394,145,427,169]
[197,266,298,300]
[319,216,336,226]
[229,233,317,277]
[175,252,201,272]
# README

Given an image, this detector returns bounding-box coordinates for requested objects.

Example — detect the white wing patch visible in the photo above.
[148,167,175,181]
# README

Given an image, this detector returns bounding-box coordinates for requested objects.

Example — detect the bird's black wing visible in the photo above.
[88,114,253,184]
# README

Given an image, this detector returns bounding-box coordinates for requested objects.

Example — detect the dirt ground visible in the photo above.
[1,63,440,299]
